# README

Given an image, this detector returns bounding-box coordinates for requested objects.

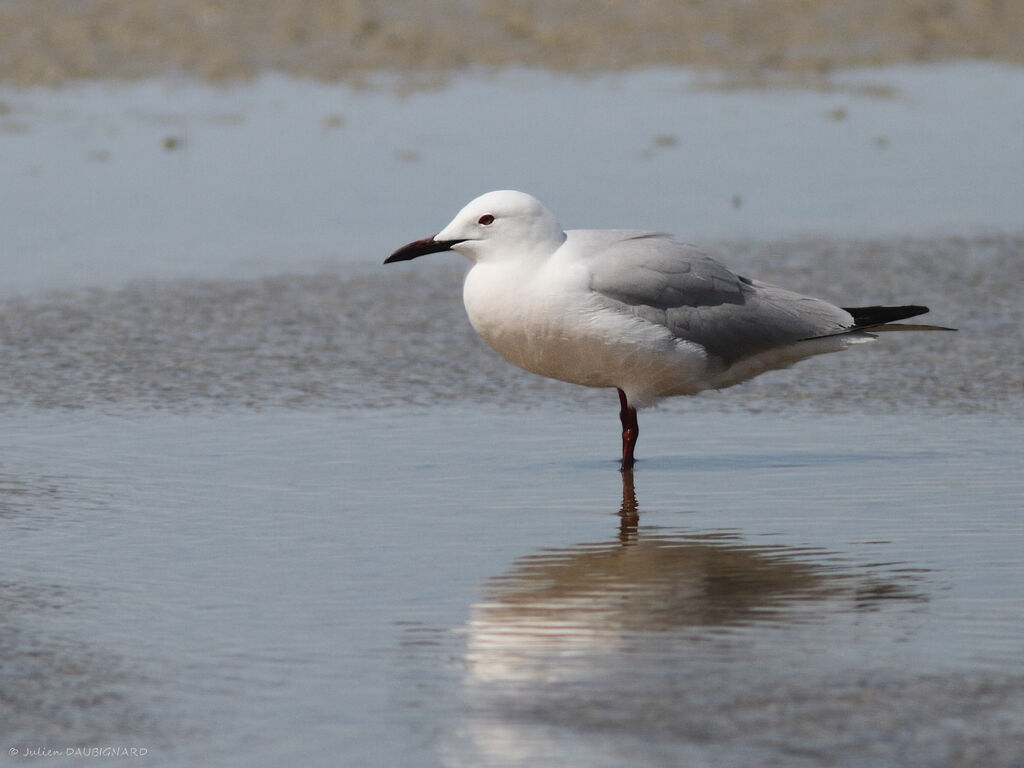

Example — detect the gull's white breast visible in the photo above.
[462,252,710,407]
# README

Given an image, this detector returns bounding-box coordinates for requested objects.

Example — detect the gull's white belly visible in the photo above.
[462,261,710,406]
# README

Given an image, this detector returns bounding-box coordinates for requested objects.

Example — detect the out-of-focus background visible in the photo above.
[2,0,1023,84]
[2,3,1023,768]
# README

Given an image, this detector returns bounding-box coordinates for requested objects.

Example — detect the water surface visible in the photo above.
[2,408,1023,766]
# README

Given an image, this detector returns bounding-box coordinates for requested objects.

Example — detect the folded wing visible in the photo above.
[583,232,855,364]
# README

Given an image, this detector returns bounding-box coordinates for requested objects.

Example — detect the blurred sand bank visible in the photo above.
[2,0,1022,85]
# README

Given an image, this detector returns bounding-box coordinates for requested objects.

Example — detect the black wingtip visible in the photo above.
[801,304,955,341]
[842,305,931,328]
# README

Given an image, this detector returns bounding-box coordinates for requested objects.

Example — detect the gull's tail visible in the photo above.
[802,305,957,341]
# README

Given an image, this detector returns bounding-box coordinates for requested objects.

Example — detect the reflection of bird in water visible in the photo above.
[465,470,924,684]
[443,474,929,768]
[470,528,826,670]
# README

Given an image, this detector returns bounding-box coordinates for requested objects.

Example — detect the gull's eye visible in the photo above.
[478,214,495,226]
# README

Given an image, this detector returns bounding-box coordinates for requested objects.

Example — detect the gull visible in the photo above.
[386,190,953,470]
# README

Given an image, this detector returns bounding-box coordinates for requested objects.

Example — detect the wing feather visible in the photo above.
[578,231,852,364]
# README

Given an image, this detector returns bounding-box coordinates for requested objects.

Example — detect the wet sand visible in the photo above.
[1,0,1023,86]
[1,231,1021,416]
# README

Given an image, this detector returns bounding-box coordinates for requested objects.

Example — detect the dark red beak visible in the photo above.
[385,237,466,264]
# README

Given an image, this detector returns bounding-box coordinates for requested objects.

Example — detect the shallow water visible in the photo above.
[1,65,1024,767]
[2,64,1023,296]
[2,408,1023,766]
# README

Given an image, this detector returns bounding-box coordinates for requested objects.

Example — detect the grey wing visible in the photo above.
[583,231,853,363]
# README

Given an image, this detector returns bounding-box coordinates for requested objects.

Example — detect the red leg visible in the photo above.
[617,388,639,470]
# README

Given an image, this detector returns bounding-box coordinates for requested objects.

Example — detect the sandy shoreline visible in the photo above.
[2,0,1023,86]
